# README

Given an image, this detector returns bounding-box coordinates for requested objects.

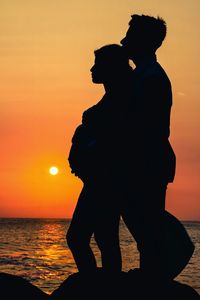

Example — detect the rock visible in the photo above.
[50,269,200,300]
[50,270,122,300]
[0,272,49,300]
[1,271,199,300]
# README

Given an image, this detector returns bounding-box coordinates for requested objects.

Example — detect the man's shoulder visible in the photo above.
[137,62,171,94]
[144,62,169,80]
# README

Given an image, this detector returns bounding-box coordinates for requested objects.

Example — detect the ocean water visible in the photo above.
[0,218,199,295]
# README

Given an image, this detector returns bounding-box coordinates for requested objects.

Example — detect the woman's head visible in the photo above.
[90,44,132,84]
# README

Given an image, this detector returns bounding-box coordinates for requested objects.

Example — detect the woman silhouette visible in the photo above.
[67,44,133,273]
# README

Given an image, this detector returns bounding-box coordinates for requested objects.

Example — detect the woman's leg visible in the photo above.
[94,214,122,272]
[93,180,122,273]
[66,184,97,273]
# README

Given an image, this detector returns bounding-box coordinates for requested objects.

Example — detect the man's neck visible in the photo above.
[132,53,157,67]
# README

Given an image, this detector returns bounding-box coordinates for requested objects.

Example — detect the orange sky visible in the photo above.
[0,0,200,220]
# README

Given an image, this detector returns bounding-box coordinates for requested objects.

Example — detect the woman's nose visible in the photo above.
[90,65,95,72]
[120,37,125,45]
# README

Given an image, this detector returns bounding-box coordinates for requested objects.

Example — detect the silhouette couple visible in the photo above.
[67,15,194,282]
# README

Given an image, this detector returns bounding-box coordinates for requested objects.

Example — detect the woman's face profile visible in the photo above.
[90,56,115,84]
[90,57,106,84]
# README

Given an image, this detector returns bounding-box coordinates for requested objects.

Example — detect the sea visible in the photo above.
[0,218,199,295]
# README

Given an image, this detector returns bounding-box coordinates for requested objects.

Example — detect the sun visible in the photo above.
[49,166,59,176]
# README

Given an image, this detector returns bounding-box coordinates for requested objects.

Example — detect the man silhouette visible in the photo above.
[120,15,176,280]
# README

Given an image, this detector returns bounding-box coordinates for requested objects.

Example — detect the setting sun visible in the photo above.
[49,166,59,176]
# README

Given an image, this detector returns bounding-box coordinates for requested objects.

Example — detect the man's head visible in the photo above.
[121,14,167,61]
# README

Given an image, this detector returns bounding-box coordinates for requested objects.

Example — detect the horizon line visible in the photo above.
[0,217,199,222]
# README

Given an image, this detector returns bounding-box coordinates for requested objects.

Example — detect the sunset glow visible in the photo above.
[0,0,200,220]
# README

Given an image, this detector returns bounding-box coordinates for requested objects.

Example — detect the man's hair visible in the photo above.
[129,14,167,50]
[94,44,131,70]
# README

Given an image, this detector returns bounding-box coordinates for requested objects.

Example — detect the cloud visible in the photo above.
[177,92,186,97]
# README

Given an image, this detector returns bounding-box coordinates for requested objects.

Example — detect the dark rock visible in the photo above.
[0,272,49,300]
[1,270,199,300]
[50,269,200,300]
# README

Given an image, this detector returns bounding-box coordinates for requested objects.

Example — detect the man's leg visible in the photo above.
[121,182,167,279]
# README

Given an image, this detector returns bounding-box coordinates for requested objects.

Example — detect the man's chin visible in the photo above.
[92,78,102,84]
[121,45,131,56]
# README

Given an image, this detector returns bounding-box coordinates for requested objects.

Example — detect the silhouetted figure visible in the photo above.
[119,14,176,280]
[67,16,194,282]
[67,44,133,273]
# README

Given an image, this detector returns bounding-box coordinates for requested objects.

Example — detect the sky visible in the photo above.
[0,0,200,220]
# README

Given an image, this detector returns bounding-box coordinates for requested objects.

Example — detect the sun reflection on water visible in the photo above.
[0,219,199,295]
